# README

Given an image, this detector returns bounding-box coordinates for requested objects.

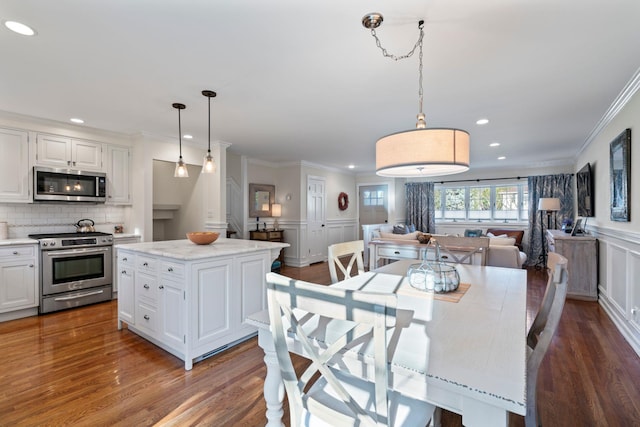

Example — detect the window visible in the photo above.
[362,189,385,206]
[434,182,528,222]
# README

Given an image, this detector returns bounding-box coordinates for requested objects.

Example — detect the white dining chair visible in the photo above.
[526,252,569,427]
[266,272,435,427]
[429,236,489,266]
[327,240,365,284]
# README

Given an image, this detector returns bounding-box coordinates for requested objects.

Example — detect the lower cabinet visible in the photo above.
[117,248,270,370]
[0,244,38,320]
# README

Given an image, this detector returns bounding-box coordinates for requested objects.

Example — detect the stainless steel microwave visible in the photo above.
[33,167,106,203]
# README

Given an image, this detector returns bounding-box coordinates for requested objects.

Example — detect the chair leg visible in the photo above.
[429,407,442,427]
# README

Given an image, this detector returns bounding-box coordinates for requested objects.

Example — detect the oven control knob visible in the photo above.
[50,242,56,246]
[42,242,48,247]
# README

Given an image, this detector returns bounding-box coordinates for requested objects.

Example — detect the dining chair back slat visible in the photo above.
[328,240,365,284]
[526,252,569,427]
[266,272,434,426]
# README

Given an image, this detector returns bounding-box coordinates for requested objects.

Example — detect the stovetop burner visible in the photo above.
[29,232,113,239]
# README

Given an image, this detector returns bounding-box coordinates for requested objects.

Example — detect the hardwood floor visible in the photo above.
[1,263,639,426]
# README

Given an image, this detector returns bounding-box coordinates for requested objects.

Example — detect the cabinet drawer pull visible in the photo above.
[143,284,150,289]
[144,314,150,320]
[121,270,127,274]
[159,285,164,290]
[13,251,18,255]
[29,264,34,268]
[167,267,173,272]
[123,257,128,261]
[143,262,148,267]
[394,251,400,255]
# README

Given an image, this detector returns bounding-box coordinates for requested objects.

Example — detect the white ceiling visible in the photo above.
[2,1,640,174]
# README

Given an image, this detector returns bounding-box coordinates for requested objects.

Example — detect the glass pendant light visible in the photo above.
[173,103,189,178]
[201,90,217,174]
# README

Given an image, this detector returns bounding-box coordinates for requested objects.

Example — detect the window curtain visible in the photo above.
[405,182,436,233]
[527,174,574,267]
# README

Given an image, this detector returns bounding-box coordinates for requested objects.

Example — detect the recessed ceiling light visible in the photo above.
[183,134,193,139]
[348,164,355,169]
[498,156,506,160]
[489,142,500,147]
[4,20,36,36]
[476,118,489,125]
[70,118,84,124]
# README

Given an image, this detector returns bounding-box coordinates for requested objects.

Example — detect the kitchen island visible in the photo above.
[116,238,289,370]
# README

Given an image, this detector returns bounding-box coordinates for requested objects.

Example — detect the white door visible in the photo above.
[359,184,389,238]
[307,176,326,264]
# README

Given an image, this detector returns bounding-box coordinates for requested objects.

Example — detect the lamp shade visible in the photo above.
[538,197,560,211]
[271,203,282,217]
[376,128,470,177]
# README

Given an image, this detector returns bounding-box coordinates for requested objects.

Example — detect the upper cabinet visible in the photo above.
[0,128,30,202]
[36,134,103,171]
[106,145,131,205]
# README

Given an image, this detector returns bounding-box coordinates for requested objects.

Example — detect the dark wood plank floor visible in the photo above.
[1,263,639,426]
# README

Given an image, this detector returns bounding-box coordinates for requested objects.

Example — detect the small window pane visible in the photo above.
[469,187,491,220]
[495,186,518,220]
[445,188,465,219]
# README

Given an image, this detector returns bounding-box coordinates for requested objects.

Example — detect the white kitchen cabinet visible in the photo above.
[116,240,282,370]
[0,244,38,319]
[113,235,141,298]
[117,256,135,325]
[106,145,131,204]
[36,134,103,171]
[0,128,30,202]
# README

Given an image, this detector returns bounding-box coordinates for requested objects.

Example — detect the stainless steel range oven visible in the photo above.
[29,232,113,313]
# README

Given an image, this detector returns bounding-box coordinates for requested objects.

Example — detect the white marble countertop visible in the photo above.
[112,233,141,240]
[116,238,289,261]
[0,238,39,246]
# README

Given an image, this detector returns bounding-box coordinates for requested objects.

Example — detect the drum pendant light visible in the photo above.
[362,13,470,177]
[173,103,188,178]
[201,90,217,174]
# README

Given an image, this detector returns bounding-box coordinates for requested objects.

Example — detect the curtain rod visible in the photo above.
[434,176,524,184]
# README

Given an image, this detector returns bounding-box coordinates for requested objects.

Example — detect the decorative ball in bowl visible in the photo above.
[186,232,220,245]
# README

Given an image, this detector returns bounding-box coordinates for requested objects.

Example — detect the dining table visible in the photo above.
[246,260,527,427]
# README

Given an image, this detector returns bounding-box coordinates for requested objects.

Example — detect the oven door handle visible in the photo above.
[44,247,111,257]
[53,289,105,301]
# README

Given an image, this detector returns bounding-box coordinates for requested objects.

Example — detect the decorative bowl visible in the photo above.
[186,232,220,245]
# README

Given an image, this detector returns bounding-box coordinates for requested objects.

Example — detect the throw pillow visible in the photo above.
[393,225,408,234]
[489,237,516,246]
[486,232,508,238]
[464,229,483,237]
[408,224,417,233]
[380,231,420,240]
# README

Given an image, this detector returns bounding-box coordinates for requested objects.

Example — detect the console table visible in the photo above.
[250,229,285,269]
[546,229,597,301]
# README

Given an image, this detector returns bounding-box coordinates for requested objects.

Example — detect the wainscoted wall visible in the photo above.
[0,203,129,238]
[277,218,358,267]
[590,225,640,356]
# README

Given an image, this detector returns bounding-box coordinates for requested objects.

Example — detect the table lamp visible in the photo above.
[271,204,281,230]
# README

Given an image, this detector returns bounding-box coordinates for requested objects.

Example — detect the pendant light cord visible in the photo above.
[207,95,211,154]
[368,20,426,125]
[178,107,183,158]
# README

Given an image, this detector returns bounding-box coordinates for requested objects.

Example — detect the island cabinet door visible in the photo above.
[236,252,269,328]
[159,276,185,349]
[117,252,135,326]
[190,258,234,352]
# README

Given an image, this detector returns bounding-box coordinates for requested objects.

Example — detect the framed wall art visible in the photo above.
[610,128,631,221]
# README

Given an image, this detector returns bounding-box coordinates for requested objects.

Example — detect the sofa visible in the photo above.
[363,223,527,269]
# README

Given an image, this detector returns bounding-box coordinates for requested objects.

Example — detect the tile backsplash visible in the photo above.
[0,203,128,238]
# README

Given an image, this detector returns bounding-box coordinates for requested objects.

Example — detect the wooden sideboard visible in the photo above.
[250,229,285,269]
[546,229,598,301]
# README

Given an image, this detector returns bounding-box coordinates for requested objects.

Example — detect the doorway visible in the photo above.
[307,176,326,264]
[358,184,389,238]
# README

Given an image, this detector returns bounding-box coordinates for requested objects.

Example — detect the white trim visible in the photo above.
[578,66,640,157]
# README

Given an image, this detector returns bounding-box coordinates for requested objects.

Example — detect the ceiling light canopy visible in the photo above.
[363,13,469,177]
